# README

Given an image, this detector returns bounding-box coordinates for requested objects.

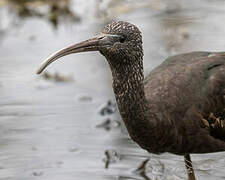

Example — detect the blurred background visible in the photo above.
[0,0,225,179]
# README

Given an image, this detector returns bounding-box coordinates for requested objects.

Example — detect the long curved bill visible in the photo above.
[36,34,119,74]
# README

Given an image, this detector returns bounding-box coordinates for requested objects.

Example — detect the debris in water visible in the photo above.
[134,158,166,180]
[96,119,111,131]
[32,171,44,177]
[69,147,79,153]
[41,71,74,82]
[78,96,93,102]
[96,118,120,131]
[135,159,150,172]
[99,100,117,116]
[103,149,121,169]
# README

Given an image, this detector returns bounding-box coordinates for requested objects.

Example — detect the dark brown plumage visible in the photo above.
[37,21,225,180]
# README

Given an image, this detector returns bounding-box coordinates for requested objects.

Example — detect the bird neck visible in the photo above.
[112,64,146,114]
[109,59,154,141]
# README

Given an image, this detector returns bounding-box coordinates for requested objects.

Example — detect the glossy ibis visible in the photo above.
[37,21,225,180]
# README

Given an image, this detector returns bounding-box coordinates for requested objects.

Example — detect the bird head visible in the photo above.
[37,21,143,74]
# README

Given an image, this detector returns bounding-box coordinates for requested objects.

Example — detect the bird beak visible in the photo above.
[36,34,119,74]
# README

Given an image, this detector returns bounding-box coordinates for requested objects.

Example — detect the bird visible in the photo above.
[37,21,225,180]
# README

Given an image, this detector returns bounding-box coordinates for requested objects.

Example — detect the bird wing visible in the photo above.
[144,51,225,154]
[182,60,225,153]
[200,60,225,142]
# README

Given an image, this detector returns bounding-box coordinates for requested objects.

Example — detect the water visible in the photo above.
[0,0,225,179]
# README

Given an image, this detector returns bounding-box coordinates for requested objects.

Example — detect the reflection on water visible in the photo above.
[0,0,225,180]
[41,71,74,82]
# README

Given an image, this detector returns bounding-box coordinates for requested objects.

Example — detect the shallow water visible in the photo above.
[0,0,225,179]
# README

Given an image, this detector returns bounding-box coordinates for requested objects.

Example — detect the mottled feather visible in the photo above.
[100,21,225,155]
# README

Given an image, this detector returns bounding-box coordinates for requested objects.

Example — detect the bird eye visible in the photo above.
[119,36,126,43]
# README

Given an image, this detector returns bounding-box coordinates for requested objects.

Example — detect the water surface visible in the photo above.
[0,0,225,179]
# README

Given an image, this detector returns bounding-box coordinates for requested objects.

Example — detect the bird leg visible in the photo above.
[184,154,196,180]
